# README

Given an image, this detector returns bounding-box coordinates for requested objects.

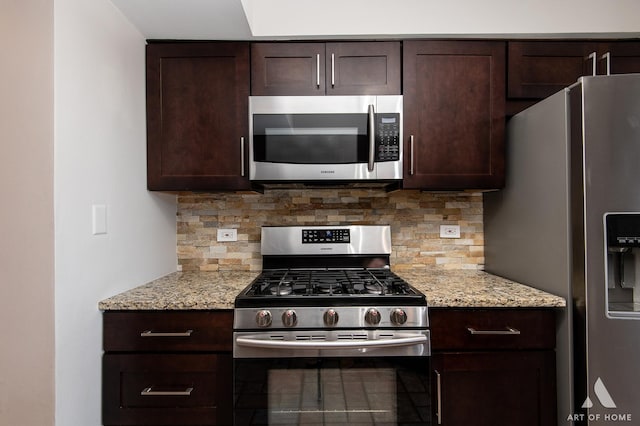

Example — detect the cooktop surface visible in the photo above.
[235,268,426,308]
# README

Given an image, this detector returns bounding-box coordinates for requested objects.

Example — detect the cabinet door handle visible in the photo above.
[316,54,321,88]
[434,369,442,424]
[141,386,193,396]
[331,53,335,87]
[140,330,193,337]
[240,136,245,177]
[467,326,521,335]
[601,52,611,76]
[587,51,597,76]
[409,135,415,175]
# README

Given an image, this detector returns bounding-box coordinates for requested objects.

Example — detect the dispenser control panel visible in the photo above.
[606,213,640,248]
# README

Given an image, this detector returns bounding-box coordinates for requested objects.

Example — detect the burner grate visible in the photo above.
[244,269,418,298]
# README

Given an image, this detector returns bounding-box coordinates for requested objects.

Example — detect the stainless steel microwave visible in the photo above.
[249,95,403,183]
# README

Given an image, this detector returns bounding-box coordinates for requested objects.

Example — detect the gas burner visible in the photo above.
[365,281,383,295]
[270,283,293,296]
[316,282,343,295]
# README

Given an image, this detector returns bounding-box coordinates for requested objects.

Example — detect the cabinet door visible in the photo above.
[146,42,250,191]
[103,353,232,425]
[432,351,556,426]
[403,41,505,189]
[251,42,326,95]
[325,41,401,95]
[508,41,640,101]
[507,41,595,99]
[599,41,640,75]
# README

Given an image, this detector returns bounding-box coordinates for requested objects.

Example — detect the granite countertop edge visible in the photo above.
[98,269,566,311]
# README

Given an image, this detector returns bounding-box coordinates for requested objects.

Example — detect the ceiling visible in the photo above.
[109,0,253,40]
[109,0,640,41]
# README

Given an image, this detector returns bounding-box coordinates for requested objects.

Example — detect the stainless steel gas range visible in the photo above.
[233,225,431,426]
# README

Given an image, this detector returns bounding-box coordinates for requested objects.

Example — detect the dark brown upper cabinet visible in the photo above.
[251,41,401,95]
[508,40,640,100]
[146,42,251,191]
[402,40,506,190]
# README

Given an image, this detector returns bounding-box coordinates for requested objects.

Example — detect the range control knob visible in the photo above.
[390,308,408,325]
[255,310,272,328]
[323,309,339,326]
[365,308,381,326]
[282,310,298,327]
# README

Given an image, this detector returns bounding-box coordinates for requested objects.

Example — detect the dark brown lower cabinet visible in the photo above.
[102,310,233,426]
[431,351,556,426]
[430,308,558,426]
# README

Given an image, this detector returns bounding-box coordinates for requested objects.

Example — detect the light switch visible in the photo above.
[92,204,107,235]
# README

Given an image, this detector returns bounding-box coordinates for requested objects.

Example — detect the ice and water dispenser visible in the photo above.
[605,213,640,317]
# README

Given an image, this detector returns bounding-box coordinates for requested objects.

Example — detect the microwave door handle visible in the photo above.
[368,104,375,172]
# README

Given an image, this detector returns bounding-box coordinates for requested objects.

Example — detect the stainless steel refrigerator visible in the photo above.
[484,73,640,426]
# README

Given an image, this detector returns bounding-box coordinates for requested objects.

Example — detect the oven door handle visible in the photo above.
[235,334,427,350]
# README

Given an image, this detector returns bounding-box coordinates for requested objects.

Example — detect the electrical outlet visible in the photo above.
[217,228,238,242]
[440,225,460,239]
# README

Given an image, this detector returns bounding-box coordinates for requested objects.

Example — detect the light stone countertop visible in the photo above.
[98,271,258,311]
[98,269,565,311]
[396,270,566,308]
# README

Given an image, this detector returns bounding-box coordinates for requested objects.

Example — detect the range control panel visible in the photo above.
[302,229,350,244]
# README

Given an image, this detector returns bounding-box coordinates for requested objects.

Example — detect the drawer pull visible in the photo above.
[141,386,193,396]
[140,330,193,337]
[467,326,521,335]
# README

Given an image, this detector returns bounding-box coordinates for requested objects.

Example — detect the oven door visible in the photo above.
[233,330,431,426]
[249,95,403,182]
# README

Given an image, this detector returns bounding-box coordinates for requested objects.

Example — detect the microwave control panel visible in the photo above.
[375,114,401,162]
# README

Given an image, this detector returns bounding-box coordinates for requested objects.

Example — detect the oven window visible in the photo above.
[253,114,369,164]
[269,368,396,425]
[234,358,431,425]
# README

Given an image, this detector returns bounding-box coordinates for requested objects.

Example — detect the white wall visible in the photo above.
[0,1,55,425]
[54,0,177,424]
[242,0,640,38]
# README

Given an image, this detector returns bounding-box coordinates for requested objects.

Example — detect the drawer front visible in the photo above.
[430,308,556,350]
[103,353,232,425]
[103,311,233,352]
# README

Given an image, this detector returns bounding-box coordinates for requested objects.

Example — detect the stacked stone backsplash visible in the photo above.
[177,189,484,272]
